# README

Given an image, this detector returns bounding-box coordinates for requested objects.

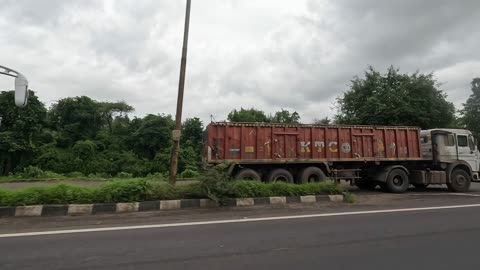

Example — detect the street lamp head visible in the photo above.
[0,65,29,107]
[14,74,29,107]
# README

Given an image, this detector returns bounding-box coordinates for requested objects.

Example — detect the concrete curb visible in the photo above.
[0,194,344,218]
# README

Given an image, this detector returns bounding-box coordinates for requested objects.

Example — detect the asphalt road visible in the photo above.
[2,202,480,269]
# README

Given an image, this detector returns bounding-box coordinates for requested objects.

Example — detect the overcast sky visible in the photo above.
[1,0,479,123]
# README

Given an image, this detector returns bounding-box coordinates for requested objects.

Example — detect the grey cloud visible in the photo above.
[1,0,479,124]
[0,0,96,26]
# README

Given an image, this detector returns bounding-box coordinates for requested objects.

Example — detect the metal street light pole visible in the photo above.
[169,0,192,185]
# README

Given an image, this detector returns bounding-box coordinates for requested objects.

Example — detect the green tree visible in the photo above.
[98,101,134,134]
[227,108,269,122]
[33,144,77,174]
[72,140,96,160]
[335,66,456,129]
[0,91,47,174]
[313,117,332,125]
[270,109,301,123]
[130,114,175,160]
[460,78,480,142]
[48,96,103,146]
[181,117,204,168]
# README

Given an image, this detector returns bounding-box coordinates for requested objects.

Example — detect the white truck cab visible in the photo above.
[421,129,480,183]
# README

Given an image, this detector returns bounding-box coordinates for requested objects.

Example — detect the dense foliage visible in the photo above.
[0,93,203,177]
[335,66,456,129]
[227,107,301,123]
[460,78,480,144]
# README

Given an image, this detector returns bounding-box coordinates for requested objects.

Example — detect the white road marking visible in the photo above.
[406,193,480,197]
[2,203,480,238]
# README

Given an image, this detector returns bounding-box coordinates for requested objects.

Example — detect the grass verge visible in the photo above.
[0,179,343,207]
[342,192,356,203]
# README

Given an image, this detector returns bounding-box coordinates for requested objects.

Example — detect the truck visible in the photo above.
[204,122,480,193]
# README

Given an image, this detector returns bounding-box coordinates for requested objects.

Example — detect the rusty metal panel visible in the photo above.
[206,123,422,163]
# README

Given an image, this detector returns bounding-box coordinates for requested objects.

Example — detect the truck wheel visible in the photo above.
[354,179,377,190]
[298,167,327,184]
[447,169,471,192]
[267,169,294,184]
[234,169,261,181]
[385,169,409,193]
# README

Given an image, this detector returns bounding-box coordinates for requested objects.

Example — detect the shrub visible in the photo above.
[19,166,46,179]
[94,172,111,179]
[268,182,298,196]
[227,180,342,198]
[198,164,232,203]
[0,185,94,206]
[87,173,99,179]
[0,178,344,206]
[227,181,272,198]
[145,182,180,201]
[117,172,133,179]
[93,179,150,203]
[176,183,204,199]
[44,171,65,179]
[343,192,356,203]
[298,181,343,195]
[145,172,166,180]
[66,171,85,178]
[180,169,200,178]
[72,140,96,160]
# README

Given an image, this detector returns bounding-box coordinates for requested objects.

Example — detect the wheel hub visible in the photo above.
[393,176,403,186]
[455,175,466,185]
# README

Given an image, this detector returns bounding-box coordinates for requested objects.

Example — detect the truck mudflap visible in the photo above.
[473,172,480,182]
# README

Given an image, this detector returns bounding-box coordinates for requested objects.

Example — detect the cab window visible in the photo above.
[457,135,468,147]
[446,134,455,146]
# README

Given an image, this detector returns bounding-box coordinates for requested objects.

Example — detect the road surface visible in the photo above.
[2,195,480,269]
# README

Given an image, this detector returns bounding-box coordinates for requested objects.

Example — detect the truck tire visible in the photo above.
[267,169,294,184]
[385,169,409,193]
[298,167,327,184]
[354,179,377,190]
[234,169,261,181]
[447,169,471,192]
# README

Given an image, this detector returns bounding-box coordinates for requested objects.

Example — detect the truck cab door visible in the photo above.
[457,134,478,172]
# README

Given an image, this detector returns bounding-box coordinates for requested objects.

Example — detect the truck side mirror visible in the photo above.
[14,74,29,107]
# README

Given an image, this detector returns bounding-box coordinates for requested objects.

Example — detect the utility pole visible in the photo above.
[169,0,191,185]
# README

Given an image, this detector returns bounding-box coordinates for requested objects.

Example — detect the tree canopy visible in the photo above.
[0,91,46,174]
[0,92,204,177]
[335,66,456,129]
[227,108,301,123]
[227,108,269,122]
[461,78,480,142]
[270,109,301,123]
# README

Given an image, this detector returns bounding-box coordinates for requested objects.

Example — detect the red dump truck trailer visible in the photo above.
[204,122,480,193]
